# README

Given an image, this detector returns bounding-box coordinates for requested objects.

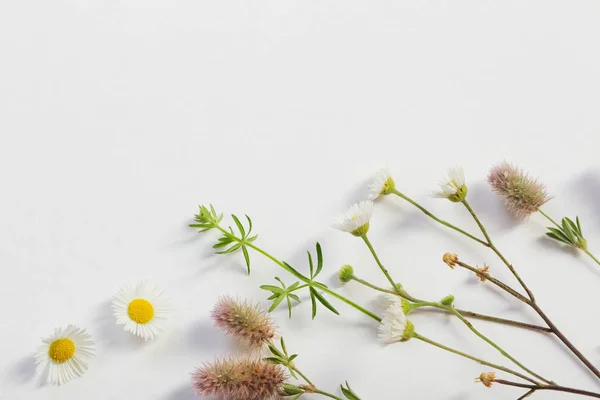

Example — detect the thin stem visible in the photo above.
[461,199,535,302]
[529,302,600,380]
[584,249,600,267]
[312,389,344,400]
[244,242,382,323]
[390,189,489,246]
[361,234,402,294]
[413,333,540,385]
[538,209,562,229]
[517,389,536,400]
[495,380,600,398]
[443,305,553,384]
[291,366,314,386]
[455,261,531,304]
[350,276,550,333]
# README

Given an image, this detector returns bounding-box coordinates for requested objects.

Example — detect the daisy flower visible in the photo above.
[433,166,468,202]
[35,325,95,386]
[112,281,169,341]
[368,168,395,200]
[333,200,374,237]
[378,299,414,344]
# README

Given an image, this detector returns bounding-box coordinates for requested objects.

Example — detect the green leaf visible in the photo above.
[310,287,340,315]
[576,216,582,235]
[232,214,245,238]
[288,293,301,302]
[288,354,298,362]
[280,337,288,355]
[274,277,287,288]
[213,241,231,249]
[547,227,573,244]
[288,282,300,291]
[546,232,571,245]
[246,215,253,235]
[242,245,251,274]
[315,242,323,277]
[286,294,292,318]
[268,294,285,312]
[282,262,307,280]
[561,218,577,242]
[340,381,361,400]
[260,285,284,293]
[310,290,317,319]
[268,344,284,358]
[307,251,314,279]
[247,234,259,243]
[263,357,283,365]
[215,242,242,254]
[267,293,279,301]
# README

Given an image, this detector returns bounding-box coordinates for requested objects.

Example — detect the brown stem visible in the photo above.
[495,379,600,398]
[455,261,530,304]
[529,303,600,379]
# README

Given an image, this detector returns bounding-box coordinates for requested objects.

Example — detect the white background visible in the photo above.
[1,1,600,399]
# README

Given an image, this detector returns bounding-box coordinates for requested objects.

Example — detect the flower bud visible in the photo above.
[441,295,455,306]
[443,253,459,268]
[338,265,354,283]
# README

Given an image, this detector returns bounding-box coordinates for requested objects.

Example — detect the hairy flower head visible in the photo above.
[443,253,459,269]
[192,358,286,400]
[211,296,275,348]
[368,168,395,200]
[487,162,552,219]
[333,201,374,237]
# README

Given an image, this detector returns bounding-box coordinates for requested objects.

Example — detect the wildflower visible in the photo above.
[338,265,355,283]
[476,264,490,282]
[211,296,275,348]
[475,372,496,388]
[368,168,395,200]
[487,162,551,219]
[378,299,414,343]
[35,325,95,385]
[443,253,459,268]
[192,358,286,400]
[433,167,467,202]
[112,281,170,341]
[333,201,374,237]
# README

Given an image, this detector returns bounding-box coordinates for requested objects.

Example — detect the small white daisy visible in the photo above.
[378,300,414,344]
[333,200,374,237]
[433,166,468,202]
[368,168,395,200]
[112,281,169,341]
[35,325,95,386]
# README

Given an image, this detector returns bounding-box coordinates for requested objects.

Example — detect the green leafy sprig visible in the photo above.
[545,216,587,250]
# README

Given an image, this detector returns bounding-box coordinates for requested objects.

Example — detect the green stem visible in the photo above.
[349,276,550,333]
[244,242,382,323]
[538,209,562,229]
[291,366,314,386]
[361,234,401,294]
[584,250,600,266]
[461,199,535,302]
[390,189,489,246]
[413,333,541,385]
[312,389,344,400]
[442,305,553,384]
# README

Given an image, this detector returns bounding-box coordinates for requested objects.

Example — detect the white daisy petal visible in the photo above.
[368,168,395,200]
[112,280,170,341]
[433,166,467,201]
[333,200,374,236]
[36,325,96,386]
[378,300,413,344]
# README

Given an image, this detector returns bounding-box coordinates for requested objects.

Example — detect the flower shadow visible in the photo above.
[466,182,521,233]
[161,384,199,400]
[569,170,600,226]
[534,237,600,277]
[8,355,38,385]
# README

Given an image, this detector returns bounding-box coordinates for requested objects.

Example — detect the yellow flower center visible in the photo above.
[128,298,154,324]
[48,338,75,363]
